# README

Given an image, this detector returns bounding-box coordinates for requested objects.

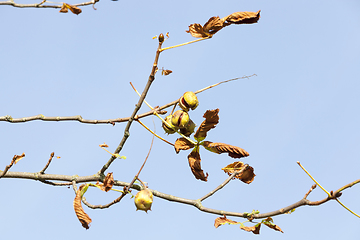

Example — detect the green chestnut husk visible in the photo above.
[179,91,199,111]
[180,119,196,137]
[134,188,153,213]
[171,110,190,129]
[162,115,178,134]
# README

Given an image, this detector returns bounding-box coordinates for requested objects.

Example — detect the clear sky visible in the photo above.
[1,0,359,239]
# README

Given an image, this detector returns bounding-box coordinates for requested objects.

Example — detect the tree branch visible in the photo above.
[0,0,98,9]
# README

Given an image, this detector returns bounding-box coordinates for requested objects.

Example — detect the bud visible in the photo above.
[134,188,153,213]
[162,115,178,134]
[158,33,164,43]
[179,91,199,111]
[171,110,190,129]
[180,119,196,137]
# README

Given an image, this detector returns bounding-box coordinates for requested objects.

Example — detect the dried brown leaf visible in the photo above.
[96,172,114,192]
[262,217,284,233]
[99,143,109,148]
[214,215,238,228]
[194,109,219,141]
[73,184,92,229]
[222,161,255,184]
[240,223,261,234]
[65,3,82,15]
[203,141,249,158]
[188,150,208,181]
[203,16,225,35]
[13,153,25,164]
[174,137,195,153]
[224,10,261,25]
[162,69,173,76]
[59,4,68,13]
[186,23,209,38]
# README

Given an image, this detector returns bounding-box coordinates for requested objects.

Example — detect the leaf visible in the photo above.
[99,143,109,148]
[162,69,173,76]
[202,141,249,158]
[59,3,82,15]
[187,150,208,181]
[262,217,284,233]
[13,153,25,164]
[240,223,261,234]
[186,23,209,38]
[214,215,238,228]
[73,184,92,229]
[194,109,219,141]
[223,10,261,25]
[203,16,225,35]
[222,161,255,184]
[174,137,195,153]
[96,172,114,192]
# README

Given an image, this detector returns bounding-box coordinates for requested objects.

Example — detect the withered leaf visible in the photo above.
[162,69,173,76]
[73,184,92,229]
[214,215,238,228]
[222,161,255,184]
[13,152,25,164]
[59,4,68,13]
[186,16,225,38]
[174,137,195,153]
[240,223,261,234]
[194,109,219,141]
[96,172,114,192]
[186,23,209,38]
[224,10,261,25]
[99,143,109,148]
[188,150,208,181]
[60,3,82,15]
[203,141,249,158]
[262,217,284,233]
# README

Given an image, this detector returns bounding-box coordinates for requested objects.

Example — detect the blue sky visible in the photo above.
[1,0,359,239]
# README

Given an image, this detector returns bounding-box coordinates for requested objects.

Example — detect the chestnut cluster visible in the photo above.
[162,91,199,136]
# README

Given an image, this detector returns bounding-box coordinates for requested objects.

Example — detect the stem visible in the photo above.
[159,37,211,52]
[137,119,174,146]
[297,161,331,197]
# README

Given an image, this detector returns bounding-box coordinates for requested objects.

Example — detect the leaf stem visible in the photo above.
[137,119,174,146]
[159,37,211,52]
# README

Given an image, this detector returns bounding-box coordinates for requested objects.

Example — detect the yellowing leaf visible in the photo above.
[222,161,255,184]
[188,150,208,181]
[73,184,92,229]
[214,215,238,228]
[174,137,195,153]
[194,109,219,141]
[203,141,249,158]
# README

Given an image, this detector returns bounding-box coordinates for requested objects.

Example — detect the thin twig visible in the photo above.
[297,161,330,197]
[39,152,55,174]
[98,38,164,175]
[0,0,97,9]
[199,164,249,202]
[159,37,211,52]
[304,184,317,199]
[137,119,174,146]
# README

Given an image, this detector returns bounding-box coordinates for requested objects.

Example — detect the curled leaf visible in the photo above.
[186,23,209,38]
[203,141,249,158]
[194,109,219,141]
[174,137,195,153]
[13,153,25,164]
[99,143,109,148]
[214,215,238,228]
[188,150,208,181]
[96,172,114,192]
[59,3,82,15]
[223,10,261,25]
[222,161,255,184]
[262,217,284,233]
[73,184,92,229]
[240,223,261,234]
[162,69,173,76]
